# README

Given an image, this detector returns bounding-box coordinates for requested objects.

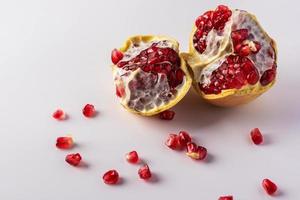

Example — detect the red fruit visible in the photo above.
[103,170,119,185]
[218,196,233,200]
[178,131,192,148]
[112,36,192,116]
[82,104,95,118]
[159,110,175,120]
[138,164,152,180]
[186,142,207,160]
[56,136,73,149]
[52,109,65,120]
[126,151,139,163]
[262,178,278,195]
[250,128,263,145]
[111,49,123,64]
[65,153,81,166]
[165,134,180,150]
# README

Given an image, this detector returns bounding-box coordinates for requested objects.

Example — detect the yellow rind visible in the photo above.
[112,35,192,116]
[184,11,278,107]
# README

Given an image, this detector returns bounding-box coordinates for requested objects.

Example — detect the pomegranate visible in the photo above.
[183,5,277,106]
[111,35,192,116]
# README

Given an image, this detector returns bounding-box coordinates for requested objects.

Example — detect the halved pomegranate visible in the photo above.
[183,5,277,106]
[111,35,192,116]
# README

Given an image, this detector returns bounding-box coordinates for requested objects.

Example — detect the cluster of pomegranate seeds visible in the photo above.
[200,55,259,94]
[193,5,232,53]
[65,153,82,166]
[52,109,65,120]
[111,49,124,64]
[250,128,263,145]
[126,151,139,163]
[56,136,74,149]
[103,170,119,185]
[165,131,192,150]
[138,164,152,180]
[115,42,185,89]
[82,104,96,118]
[218,195,233,200]
[262,178,278,195]
[186,142,207,160]
[159,110,175,120]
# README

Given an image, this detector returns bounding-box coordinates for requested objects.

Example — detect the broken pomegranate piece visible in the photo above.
[250,128,263,145]
[65,153,82,166]
[185,5,278,106]
[52,109,65,120]
[82,104,95,118]
[56,136,74,149]
[126,150,139,163]
[111,35,191,116]
[138,164,152,180]
[262,178,278,195]
[103,170,119,185]
[218,196,233,200]
[159,110,175,120]
[186,142,207,160]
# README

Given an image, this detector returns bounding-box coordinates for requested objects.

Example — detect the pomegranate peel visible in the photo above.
[111,35,192,116]
[184,6,278,106]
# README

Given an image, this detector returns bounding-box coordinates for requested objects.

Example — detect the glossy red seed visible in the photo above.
[238,45,251,56]
[250,128,263,145]
[218,196,233,200]
[126,151,139,163]
[82,104,95,118]
[186,142,207,160]
[103,170,119,185]
[52,109,65,120]
[56,136,73,149]
[178,131,192,148]
[111,49,123,64]
[231,29,249,43]
[165,134,180,150]
[260,68,276,86]
[116,85,125,98]
[247,70,259,85]
[65,153,81,166]
[262,178,278,195]
[138,164,152,180]
[159,110,175,120]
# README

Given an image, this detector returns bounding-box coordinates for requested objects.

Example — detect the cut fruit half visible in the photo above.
[111,35,192,116]
[183,5,278,106]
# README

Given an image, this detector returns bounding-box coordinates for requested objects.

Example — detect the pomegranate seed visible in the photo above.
[116,85,125,98]
[239,45,251,56]
[218,196,233,200]
[165,134,180,150]
[159,110,175,120]
[82,104,95,118]
[250,128,263,145]
[56,136,73,149]
[260,68,276,86]
[138,164,152,180]
[186,142,207,160]
[111,49,123,64]
[103,170,119,185]
[65,153,81,166]
[126,151,139,163]
[52,109,65,120]
[262,178,278,195]
[178,131,192,148]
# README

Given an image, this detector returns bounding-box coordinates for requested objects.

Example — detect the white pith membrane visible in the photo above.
[113,40,187,113]
[195,10,276,92]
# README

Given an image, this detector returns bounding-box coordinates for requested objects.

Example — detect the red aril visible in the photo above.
[218,196,233,200]
[82,104,95,118]
[138,164,152,180]
[65,153,82,166]
[186,142,207,160]
[178,131,192,148]
[111,49,124,64]
[250,128,263,145]
[262,178,278,195]
[103,170,119,185]
[52,109,65,120]
[165,134,180,150]
[56,136,73,149]
[159,110,175,120]
[126,151,139,163]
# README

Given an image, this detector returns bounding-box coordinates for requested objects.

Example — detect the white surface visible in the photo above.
[0,0,299,199]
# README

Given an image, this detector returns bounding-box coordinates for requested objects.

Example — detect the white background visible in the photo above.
[0,0,299,199]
